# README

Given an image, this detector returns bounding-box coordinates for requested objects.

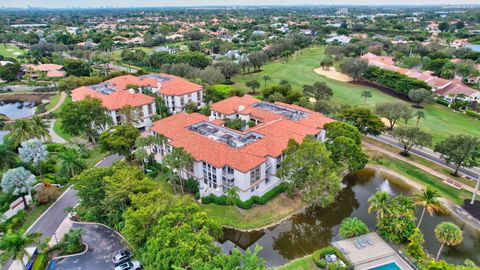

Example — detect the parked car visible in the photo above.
[112,250,132,265]
[114,260,141,270]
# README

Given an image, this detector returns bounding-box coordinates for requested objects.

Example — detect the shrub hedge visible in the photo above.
[436,99,450,107]
[466,110,480,120]
[364,66,431,95]
[31,253,47,270]
[201,183,287,209]
[311,246,353,270]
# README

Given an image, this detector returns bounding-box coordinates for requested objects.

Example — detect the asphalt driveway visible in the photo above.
[47,223,128,270]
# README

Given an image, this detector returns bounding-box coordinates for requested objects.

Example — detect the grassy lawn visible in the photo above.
[0,44,27,59]
[275,255,315,270]
[367,149,472,205]
[45,93,61,111]
[20,203,52,231]
[151,174,304,230]
[84,146,109,167]
[201,192,304,230]
[231,47,480,144]
[53,119,73,141]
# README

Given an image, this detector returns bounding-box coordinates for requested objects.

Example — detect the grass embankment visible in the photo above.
[52,96,73,141]
[201,192,304,230]
[20,203,52,231]
[364,137,478,188]
[152,175,304,230]
[367,149,472,205]
[275,255,315,270]
[232,47,480,144]
[45,93,61,111]
[0,44,27,59]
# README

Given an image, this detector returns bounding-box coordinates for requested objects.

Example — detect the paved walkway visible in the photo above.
[47,119,67,144]
[39,91,67,117]
[363,141,477,194]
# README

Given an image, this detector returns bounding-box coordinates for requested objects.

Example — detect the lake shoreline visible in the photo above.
[0,92,55,103]
[222,165,480,233]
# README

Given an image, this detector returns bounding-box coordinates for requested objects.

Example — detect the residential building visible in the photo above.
[361,53,480,102]
[149,95,333,201]
[149,73,204,114]
[71,75,157,131]
[326,35,352,44]
[22,63,66,78]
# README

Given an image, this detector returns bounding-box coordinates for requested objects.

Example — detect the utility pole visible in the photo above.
[471,174,480,205]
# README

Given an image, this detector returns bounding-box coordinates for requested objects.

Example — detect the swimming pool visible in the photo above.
[369,262,402,270]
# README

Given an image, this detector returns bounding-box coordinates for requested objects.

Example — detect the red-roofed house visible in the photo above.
[149,96,333,201]
[22,64,66,78]
[138,73,204,114]
[71,78,156,131]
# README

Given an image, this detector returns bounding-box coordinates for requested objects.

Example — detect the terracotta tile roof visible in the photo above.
[210,95,261,115]
[155,73,203,96]
[71,86,154,111]
[435,82,480,97]
[105,75,158,91]
[24,64,63,72]
[151,97,334,172]
[47,69,66,77]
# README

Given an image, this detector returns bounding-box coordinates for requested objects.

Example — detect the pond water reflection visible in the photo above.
[220,168,480,267]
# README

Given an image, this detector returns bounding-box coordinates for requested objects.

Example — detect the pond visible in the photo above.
[219,168,480,267]
[0,101,36,143]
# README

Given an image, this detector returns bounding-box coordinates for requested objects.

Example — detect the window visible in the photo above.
[250,165,261,185]
[197,91,201,101]
[202,162,217,188]
[180,96,184,106]
[276,154,285,169]
[148,103,153,115]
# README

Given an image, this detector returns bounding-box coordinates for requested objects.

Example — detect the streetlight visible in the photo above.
[471,174,480,205]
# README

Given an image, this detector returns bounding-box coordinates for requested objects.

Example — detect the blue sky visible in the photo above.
[1,0,479,8]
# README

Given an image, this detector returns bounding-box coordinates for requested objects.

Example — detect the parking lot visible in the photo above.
[47,223,129,270]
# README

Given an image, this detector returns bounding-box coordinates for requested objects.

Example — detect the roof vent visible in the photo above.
[238,105,245,111]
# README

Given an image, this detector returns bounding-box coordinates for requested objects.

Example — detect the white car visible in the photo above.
[112,250,132,265]
[114,260,141,270]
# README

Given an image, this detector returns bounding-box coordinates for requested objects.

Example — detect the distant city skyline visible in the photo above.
[1,0,480,8]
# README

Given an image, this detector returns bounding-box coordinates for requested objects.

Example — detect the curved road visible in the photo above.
[369,133,480,179]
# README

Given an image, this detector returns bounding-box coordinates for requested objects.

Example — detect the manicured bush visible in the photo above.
[201,183,288,209]
[311,246,352,269]
[436,99,450,107]
[255,183,287,205]
[31,253,47,270]
[236,197,255,209]
[466,110,480,120]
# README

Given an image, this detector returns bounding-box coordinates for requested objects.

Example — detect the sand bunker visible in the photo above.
[314,67,352,82]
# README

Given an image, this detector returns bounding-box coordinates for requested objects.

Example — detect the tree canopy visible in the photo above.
[277,137,341,207]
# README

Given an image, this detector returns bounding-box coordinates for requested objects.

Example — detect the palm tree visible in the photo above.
[164,148,194,195]
[134,148,148,173]
[361,90,372,104]
[30,116,50,141]
[339,217,369,238]
[368,191,392,220]
[434,222,463,260]
[414,188,444,228]
[0,143,17,170]
[0,230,40,269]
[413,110,425,127]
[57,148,87,179]
[6,119,35,147]
[394,194,416,216]
[226,187,241,212]
[262,75,271,90]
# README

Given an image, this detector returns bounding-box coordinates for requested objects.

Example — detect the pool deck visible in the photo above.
[332,232,413,270]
